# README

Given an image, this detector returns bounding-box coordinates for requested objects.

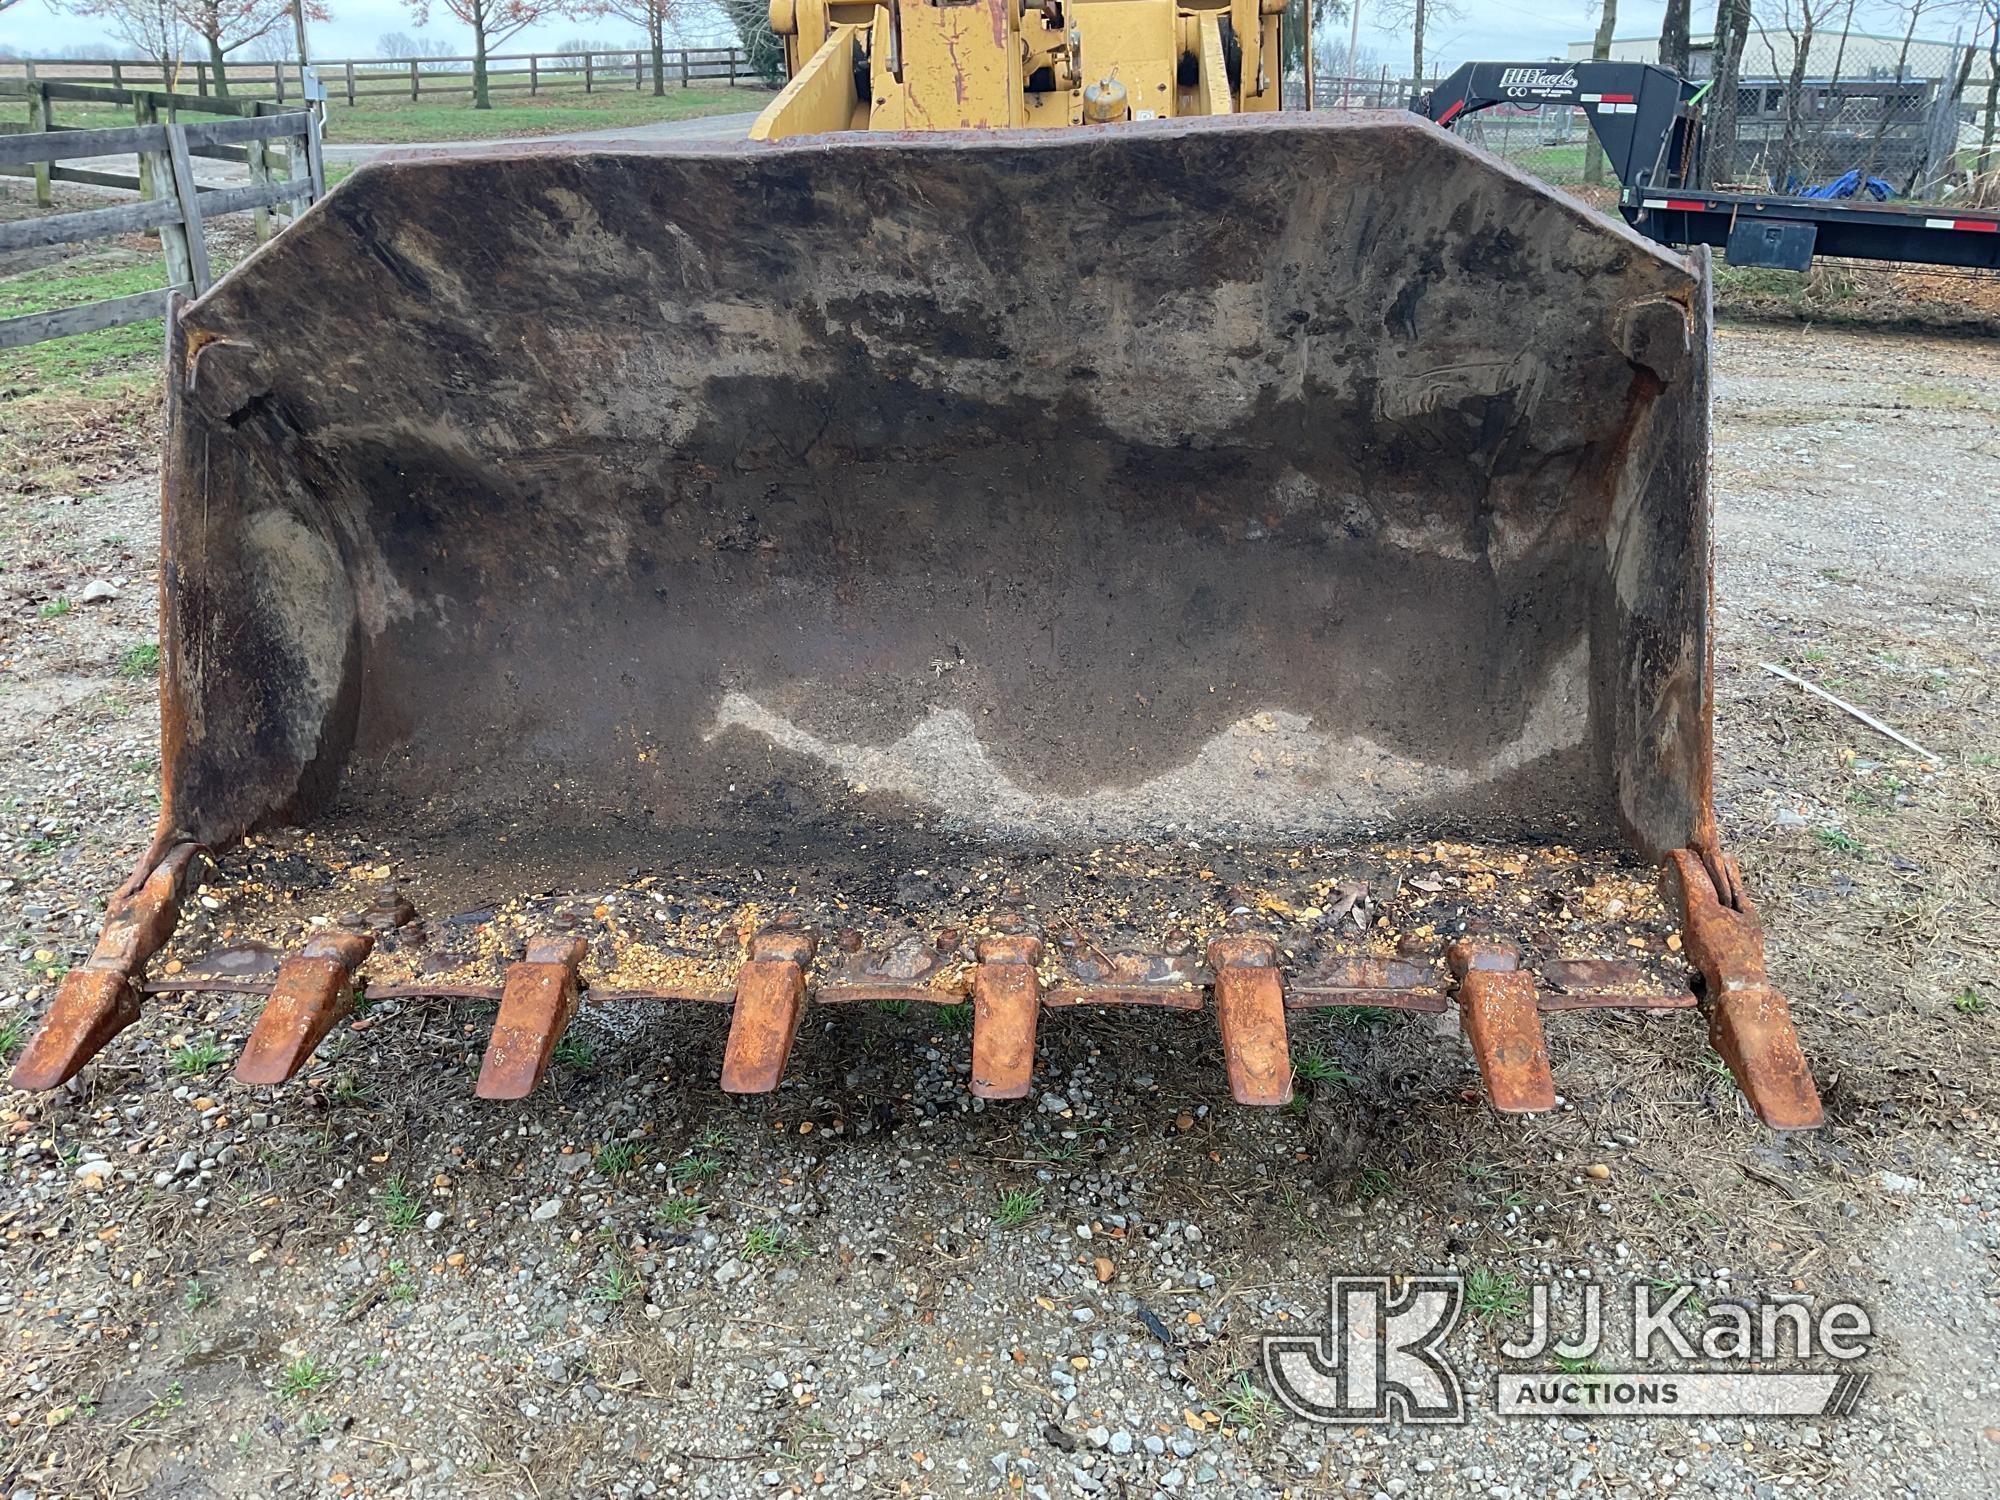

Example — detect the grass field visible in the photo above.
[3,82,766,145]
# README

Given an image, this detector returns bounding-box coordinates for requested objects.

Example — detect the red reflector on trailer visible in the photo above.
[1664,199,1706,211]
[1600,94,1635,104]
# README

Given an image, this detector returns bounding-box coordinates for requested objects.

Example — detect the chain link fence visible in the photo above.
[1314,33,1999,210]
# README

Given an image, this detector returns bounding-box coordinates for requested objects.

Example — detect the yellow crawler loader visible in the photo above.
[12,3,1823,1128]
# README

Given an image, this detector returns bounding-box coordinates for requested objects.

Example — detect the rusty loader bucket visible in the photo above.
[11,115,1822,1128]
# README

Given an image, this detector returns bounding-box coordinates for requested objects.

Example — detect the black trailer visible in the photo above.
[1413,61,1999,273]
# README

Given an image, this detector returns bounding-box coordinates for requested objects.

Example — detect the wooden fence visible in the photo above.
[0,87,323,349]
[0,49,761,107]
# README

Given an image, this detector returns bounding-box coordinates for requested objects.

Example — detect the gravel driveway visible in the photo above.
[1,322,1996,1498]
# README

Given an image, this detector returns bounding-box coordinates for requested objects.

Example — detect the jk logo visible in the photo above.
[1263,1274,1466,1424]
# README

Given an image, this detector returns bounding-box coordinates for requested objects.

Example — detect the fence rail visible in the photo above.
[0,49,762,106]
[0,85,323,348]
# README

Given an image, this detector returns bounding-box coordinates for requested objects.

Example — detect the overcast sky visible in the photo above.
[0,0,1973,71]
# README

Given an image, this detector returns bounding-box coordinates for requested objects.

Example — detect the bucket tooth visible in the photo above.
[475,935,590,1101]
[970,933,1043,1100]
[235,931,375,1085]
[1447,940,1557,1114]
[720,929,817,1095]
[1206,935,1293,1106]
[9,843,198,1091]
[1664,849,1823,1130]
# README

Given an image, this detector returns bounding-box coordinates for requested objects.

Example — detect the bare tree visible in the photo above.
[1980,2,1999,175]
[179,0,326,94]
[1584,0,1619,184]
[1373,0,1460,86]
[1858,0,1941,180]
[407,0,579,106]
[1754,0,1835,189]
[584,0,680,94]
[1659,0,1691,76]
[57,0,189,84]
[1703,0,1755,186]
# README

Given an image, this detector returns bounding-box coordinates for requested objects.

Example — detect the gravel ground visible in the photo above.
[1,322,1997,1499]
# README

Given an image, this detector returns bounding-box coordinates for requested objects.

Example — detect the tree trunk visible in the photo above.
[474,15,491,109]
[291,0,311,66]
[1411,0,1425,85]
[1776,14,1818,191]
[207,32,231,98]
[1858,9,1923,182]
[1982,20,1999,176]
[652,20,666,98]
[1659,0,1690,77]
[1584,0,1618,185]
[1703,0,1753,187]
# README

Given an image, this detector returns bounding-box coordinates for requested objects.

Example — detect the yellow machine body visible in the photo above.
[752,0,1283,138]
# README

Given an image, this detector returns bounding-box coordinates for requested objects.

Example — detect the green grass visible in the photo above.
[551,1035,594,1069]
[669,1149,723,1185]
[1292,1049,1353,1088]
[595,1140,640,1178]
[39,598,73,619]
[1550,1352,1604,1376]
[935,1002,973,1033]
[1215,1371,1279,1432]
[181,1278,210,1312]
[387,1259,417,1302]
[316,84,762,145]
[1814,827,1863,852]
[169,1040,228,1075]
[1355,1165,1396,1202]
[380,1176,422,1232]
[1463,1267,1529,1321]
[993,1187,1043,1229]
[276,1356,332,1401]
[1953,988,1988,1016]
[119,644,162,678]
[588,1259,641,1303]
[655,1196,712,1227]
[743,1224,799,1258]
[0,1014,31,1064]
[0,254,177,390]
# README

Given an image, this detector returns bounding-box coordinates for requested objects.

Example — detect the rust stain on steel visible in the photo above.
[1446,939,1557,1114]
[719,929,817,1095]
[1664,849,1823,1130]
[235,930,374,1085]
[1287,954,1446,1012]
[9,844,199,1091]
[475,935,590,1101]
[969,932,1043,1100]
[1536,988,1695,1011]
[1041,986,1205,1009]
[1536,956,1693,1011]
[1206,935,1293,1106]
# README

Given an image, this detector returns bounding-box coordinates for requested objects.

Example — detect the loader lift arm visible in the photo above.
[1416,60,2000,271]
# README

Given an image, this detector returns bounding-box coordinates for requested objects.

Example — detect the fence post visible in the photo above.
[530,54,538,94]
[585,53,594,93]
[728,49,737,85]
[272,60,284,102]
[28,84,52,208]
[681,50,690,88]
[133,94,159,215]
[410,59,420,101]
[111,60,124,90]
[164,123,213,295]
[346,60,356,105]
[635,50,643,90]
